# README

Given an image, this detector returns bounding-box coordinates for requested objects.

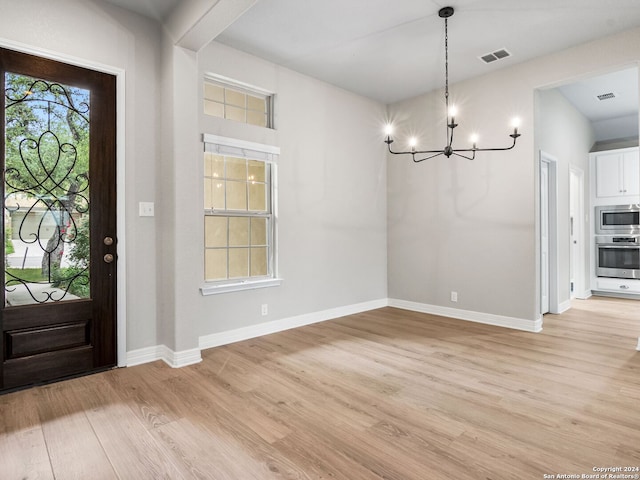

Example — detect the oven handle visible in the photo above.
[597,244,639,249]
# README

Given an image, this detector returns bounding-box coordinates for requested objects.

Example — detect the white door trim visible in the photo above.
[0,38,128,366]
[540,151,560,314]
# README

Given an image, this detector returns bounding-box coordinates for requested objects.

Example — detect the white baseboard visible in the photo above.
[126,345,164,367]
[636,337,640,351]
[126,298,388,368]
[126,345,202,368]
[556,299,572,314]
[199,298,389,350]
[388,298,542,333]
[128,297,547,368]
[578,290,592,300]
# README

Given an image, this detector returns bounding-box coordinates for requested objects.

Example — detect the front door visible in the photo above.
[0,48,116,391]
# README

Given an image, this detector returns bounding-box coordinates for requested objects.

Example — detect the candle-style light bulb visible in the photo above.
[511,117,521,135]
[448,105,458,128]
[409,137,417,152]
[470,133,479,149]
[384,124,394,145]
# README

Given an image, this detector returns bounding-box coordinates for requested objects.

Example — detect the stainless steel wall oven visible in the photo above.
[596,236,640,279]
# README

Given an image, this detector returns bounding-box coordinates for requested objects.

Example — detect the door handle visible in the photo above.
[104,253,115,264]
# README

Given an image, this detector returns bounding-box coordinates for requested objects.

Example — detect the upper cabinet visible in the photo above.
[591,147,640,205]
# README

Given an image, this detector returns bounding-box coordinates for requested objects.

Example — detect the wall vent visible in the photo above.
[479,48,511,64]
[596,92,616,101]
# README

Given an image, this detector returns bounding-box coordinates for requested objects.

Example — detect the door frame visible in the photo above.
[539,151,560,315]
[569,165,586,299]
[0,40,127,367]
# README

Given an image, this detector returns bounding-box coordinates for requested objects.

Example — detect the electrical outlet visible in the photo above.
[450,291,458,302]
[261,304,268,316]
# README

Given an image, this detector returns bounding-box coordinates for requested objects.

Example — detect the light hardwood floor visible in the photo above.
[1,297,640,479]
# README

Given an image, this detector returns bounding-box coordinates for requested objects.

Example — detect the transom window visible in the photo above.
[204,77,273,128]
[202,135,279,293]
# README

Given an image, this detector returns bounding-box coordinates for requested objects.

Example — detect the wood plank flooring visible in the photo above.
[1,296,639,479]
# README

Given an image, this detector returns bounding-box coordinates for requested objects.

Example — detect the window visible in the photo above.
[201,135,281,295]
[204,76,273,128]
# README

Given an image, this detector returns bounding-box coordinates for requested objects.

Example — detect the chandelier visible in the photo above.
[384,6,521,162]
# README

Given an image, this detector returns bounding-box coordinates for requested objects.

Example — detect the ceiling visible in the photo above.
[556,67,639,140]
[100,0,640,136]
[101,0,179,21]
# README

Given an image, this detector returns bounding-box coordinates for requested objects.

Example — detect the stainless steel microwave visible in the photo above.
[595,204,640,235]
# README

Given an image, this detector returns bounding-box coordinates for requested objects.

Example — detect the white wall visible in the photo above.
[0,0,162,352]
[387,26,640,326]
[535,88,595,303]
[187,42,388,344]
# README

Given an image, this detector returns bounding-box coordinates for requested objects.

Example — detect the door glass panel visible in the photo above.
[4,73,90,306]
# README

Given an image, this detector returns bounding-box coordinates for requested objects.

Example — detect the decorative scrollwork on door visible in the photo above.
[4,74,91,305]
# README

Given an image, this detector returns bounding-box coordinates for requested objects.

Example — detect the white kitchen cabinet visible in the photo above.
[595,277,640,294]
[594,148,639,199]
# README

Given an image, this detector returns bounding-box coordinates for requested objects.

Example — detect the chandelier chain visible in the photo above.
[444,16,449,108]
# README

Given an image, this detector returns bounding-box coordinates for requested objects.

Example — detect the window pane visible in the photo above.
[225,89,245,107]
[226,157,247,180]
[251,247,268,276]
[210,155,224,178]
[204,83,224,102]
[226,181,247,210]
[229,248,249,278]
[247,110,267,127]
[205,216,227,248]
[229,217,249,246]
[205,249,227,280]
[210,180,225,209]
[204,100,224,118]
[248,160,266,183]
[248,183,267,211]
[204,153,213,176]
[204,178,212,209]
[251,217,267,246]
[202,79,273,129]
[225,105,245,123]
[247,95,266,113]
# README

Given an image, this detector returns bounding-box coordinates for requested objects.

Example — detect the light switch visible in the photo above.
[139,202,154,217]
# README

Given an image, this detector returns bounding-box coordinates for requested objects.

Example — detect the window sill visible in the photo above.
[200,278,283,296]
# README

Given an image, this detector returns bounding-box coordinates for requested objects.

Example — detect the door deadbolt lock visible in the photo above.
[104,236,114,246]
[104,253,115,264]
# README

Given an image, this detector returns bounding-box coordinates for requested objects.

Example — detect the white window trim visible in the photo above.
[201,278,283,296]
[200,134,282,296]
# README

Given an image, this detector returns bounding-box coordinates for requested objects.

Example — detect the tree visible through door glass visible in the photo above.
[4,73,91,306]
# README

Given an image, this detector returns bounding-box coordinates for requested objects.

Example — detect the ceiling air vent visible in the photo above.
[596,92,616,101]
[479,48,512,64]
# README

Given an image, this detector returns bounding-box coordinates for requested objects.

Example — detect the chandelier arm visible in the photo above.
[387,143,449,156]
[471,136,519,152]
[448,124,455,149]
[452,151,476,161]
[413,152,445,163]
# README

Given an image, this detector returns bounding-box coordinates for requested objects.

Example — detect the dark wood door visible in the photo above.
[0,48,116,391]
